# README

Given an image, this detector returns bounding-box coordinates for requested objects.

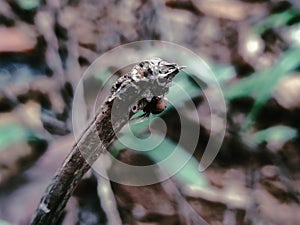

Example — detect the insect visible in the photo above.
[107,58,184,120]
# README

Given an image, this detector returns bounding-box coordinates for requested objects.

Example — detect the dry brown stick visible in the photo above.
[30,58,183,225]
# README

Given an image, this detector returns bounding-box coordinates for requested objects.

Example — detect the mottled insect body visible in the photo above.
[107,58,183,115]
[107,58,183,117]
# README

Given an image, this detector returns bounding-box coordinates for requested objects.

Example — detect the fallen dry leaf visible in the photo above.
[0,26,36,52]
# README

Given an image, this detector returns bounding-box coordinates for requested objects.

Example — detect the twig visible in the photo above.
[162,180,209,225]
[29,58,183,225]
[96,171,123,225]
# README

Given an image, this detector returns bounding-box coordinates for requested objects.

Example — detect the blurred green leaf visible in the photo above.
[113,133,208,187]
[0,124,37,151]
[223,45,300,130]
[246,125,297,146]
[254,9,300,34]
[0,219,12,225]
[16,0,40,10]
[208,62,236,84]
[144,136,208,187]
[223,70,267,100]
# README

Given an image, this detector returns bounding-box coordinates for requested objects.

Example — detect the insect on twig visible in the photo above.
[30,58,184,225]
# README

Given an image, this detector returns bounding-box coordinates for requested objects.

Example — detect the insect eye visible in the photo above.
[131,104,139,113]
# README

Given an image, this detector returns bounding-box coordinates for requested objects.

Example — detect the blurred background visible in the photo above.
[0,0,300,224]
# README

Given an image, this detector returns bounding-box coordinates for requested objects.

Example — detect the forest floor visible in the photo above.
[0,0,300,225]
